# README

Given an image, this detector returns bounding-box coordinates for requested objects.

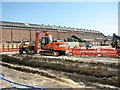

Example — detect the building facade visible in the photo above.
[0,21,106,45]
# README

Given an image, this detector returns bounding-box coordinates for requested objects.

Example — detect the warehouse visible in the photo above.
[0,21,106,45]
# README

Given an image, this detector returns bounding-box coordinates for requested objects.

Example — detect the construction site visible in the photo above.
[0,21,120,90]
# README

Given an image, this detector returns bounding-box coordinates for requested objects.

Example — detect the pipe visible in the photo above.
[0,73,46,90]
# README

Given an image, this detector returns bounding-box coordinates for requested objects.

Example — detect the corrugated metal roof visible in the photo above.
[0,21,102,34]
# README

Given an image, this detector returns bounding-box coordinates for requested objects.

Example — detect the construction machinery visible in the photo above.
[19,41,35,54]
[19,40,36,54]
[40,32,68,56]
[19,31,69,56]
[111,34,120,49]
[67,35,93,48]
[19,31,40,54]
[67,35,86,42]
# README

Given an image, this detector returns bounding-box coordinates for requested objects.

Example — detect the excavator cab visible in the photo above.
[41,32,53,49]
[41,37,50,49]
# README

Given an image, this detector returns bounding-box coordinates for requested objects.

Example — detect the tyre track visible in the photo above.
[0,61,84,88]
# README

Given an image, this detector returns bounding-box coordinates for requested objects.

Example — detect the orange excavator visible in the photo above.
[19,31,68,56]
[39,32,68,56]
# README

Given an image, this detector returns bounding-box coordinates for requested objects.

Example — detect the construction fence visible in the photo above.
[0,43,20,52]
[0,43,120,58]
[71,48,120,57]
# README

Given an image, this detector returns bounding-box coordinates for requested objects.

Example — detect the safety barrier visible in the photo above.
[0,43,19,52]
[0,48,19,52]
[72,48,98,57]
[0,43,42,52]
[100,48,120,57]
[83,48,98,57]
[72,48,82,55]
[1,43,120,58]
[72,48,120,57]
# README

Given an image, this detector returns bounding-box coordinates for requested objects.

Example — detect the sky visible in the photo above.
[2,2,118,36]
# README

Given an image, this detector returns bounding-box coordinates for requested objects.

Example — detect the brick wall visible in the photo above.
[1,28,105,44]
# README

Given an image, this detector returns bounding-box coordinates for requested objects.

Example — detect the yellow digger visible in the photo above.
[19,39,36,54]
[19,31,40,54]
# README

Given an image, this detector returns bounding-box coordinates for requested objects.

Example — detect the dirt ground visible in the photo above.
[1,65,80,89]
[1,54,120,90]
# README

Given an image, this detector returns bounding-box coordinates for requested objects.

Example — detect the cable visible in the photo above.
[0,73,46,90]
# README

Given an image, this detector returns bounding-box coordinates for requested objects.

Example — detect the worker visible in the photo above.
[85,41,92,49]
[49,34,53,42]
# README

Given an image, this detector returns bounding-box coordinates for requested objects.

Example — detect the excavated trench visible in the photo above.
[1,54,120,89]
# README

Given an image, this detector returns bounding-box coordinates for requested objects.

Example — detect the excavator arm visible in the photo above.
[68,35,86,42]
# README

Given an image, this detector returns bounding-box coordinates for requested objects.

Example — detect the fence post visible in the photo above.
[16,44,19,51]
[16,44,18,51]
[7,43,9,52]
[2,44,4,52]
[12,44,13,52]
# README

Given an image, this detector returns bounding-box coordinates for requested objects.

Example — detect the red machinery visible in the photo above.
[35,31,40,53]
[19,31,68,55]
[39,32,68,56]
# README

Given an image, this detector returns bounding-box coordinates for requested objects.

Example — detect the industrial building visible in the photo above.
[0,21,106,45]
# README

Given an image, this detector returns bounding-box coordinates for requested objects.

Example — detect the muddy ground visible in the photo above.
[1,54,120,90]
